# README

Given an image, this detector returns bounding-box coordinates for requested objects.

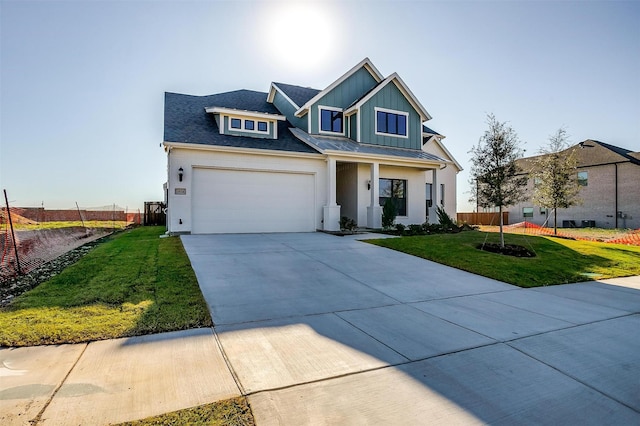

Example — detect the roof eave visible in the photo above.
[268,82,301,110]
[205,106,286,121]
[294,57,385,117]
[344,73,432,121]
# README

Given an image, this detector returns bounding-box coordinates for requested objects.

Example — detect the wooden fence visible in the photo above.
[457,212,509,226]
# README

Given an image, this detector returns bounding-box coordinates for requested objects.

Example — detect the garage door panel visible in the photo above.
[192,168,315,234]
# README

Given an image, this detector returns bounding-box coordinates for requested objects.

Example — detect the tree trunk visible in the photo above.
[499,205,505,248]
[554,207,558,235]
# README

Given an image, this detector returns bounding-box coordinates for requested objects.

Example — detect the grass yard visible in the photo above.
[368,230,640,287]
[115,397,255,426]
[0,226,212,347]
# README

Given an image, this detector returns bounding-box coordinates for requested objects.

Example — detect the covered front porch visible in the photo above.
[322,157,445,231]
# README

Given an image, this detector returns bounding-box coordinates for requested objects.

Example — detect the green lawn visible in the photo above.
[368,231,640,287]
[115,397,255,426]
[0,226,212,347]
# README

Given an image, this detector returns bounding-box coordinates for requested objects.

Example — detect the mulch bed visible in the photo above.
[477,243,536,257]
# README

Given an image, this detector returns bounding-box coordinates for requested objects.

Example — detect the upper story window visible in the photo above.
[319,106,343,134]
[375,107,408,138]
[228,117,269,134]
[577,171,588,186]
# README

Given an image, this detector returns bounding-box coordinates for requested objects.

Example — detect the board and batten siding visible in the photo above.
[359,83,421,149]
[309,67,379,134]
[272,90,307,131]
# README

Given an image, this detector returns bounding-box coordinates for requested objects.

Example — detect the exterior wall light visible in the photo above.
[367,180,371,190]
[178,167,184,182]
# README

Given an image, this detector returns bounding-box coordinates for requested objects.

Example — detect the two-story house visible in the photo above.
[508,140,640,229]
[163,58,461,234]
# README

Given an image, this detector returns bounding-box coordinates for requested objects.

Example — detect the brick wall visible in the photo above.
[12,207,127,222]
[507,162,640,229]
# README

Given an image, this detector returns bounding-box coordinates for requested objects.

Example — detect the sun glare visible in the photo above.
[265,2,337,71]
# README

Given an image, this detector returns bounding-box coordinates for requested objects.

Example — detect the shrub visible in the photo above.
[436,206,458,231]
[382,198,397,229]
[394,223,406,234]
[340,216,357,232]
[407,224,423,235]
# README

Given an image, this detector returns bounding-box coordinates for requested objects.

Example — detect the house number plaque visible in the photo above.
[175,188,187,195]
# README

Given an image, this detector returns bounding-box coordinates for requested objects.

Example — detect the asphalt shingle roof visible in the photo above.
[163,91,320,154]
[272,83,320,108]
[516,139,640,173]
[422,125,441,136]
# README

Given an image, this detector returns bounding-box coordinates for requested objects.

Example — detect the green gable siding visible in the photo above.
[349,114,358,140]
[359,83,421,149]
[272,90,307,131]
[310,67,378,134]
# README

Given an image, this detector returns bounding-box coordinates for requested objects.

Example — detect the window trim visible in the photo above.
[577,171,588,187]
[226,115,270,135]
[374,107,409,139]
[318,105,345,135]
[379,178,408,217]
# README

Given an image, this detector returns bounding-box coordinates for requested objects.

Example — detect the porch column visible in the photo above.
[323,157,341,231]
[429,168,438,224]
[367,162,382,228]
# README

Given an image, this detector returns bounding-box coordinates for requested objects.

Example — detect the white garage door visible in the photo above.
[192,168,316,234]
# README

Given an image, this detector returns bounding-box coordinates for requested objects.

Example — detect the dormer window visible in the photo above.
[229,117,269,134]
[205,106,286,139]
[319,106,344,135]
[375,107,408,138]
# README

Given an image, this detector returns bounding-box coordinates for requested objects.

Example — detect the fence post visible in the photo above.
[76,202,86,228]
[3,189,22,275]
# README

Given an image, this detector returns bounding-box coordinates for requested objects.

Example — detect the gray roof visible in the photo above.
[290,128,448,163]
[516,139,640,173]
[570,140,640,167]
[272,83,320,108]
[163,91,319,154]
[422,125,441,136]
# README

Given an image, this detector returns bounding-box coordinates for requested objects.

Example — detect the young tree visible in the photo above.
[469,114,527,247]
[530,128,581,235]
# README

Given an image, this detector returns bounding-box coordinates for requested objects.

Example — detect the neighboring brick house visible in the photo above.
[507,140,640,229]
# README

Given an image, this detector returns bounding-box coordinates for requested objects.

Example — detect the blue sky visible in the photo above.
[1,0,639,212]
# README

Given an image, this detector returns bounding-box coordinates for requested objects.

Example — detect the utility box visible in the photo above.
[581,220,596,228]
[562,220,577,228]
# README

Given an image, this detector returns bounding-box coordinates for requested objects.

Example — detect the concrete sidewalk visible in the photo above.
[2,233,639,425]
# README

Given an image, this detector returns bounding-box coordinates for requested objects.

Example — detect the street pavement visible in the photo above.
[1,232,639,425]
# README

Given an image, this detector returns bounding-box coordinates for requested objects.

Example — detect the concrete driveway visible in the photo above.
[181,232,640,424]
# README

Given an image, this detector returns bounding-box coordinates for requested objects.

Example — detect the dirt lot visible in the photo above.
[479,224,640,245]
